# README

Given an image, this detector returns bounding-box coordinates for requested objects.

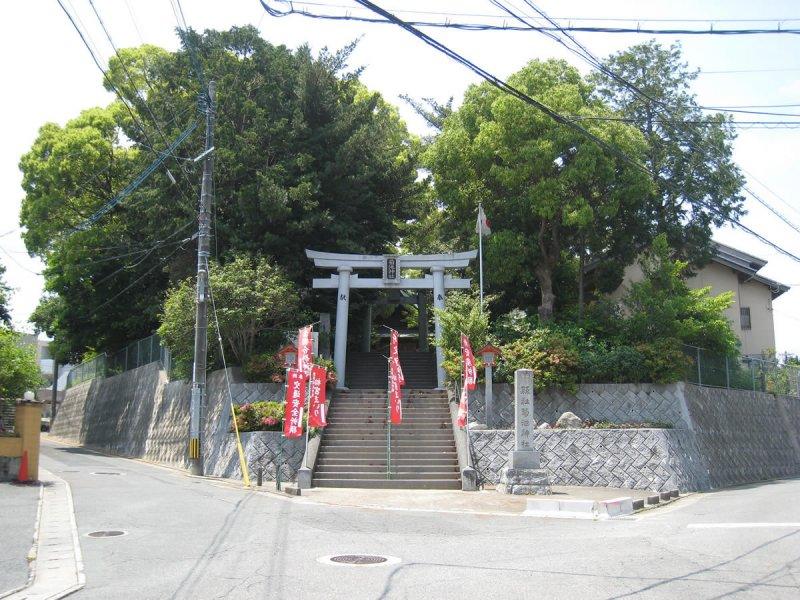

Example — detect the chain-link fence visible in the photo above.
[683,344,800,397]
[66,334,173,388]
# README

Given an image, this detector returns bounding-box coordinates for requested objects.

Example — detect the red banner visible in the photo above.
[389,328,405,386]
[461,333,477,391]
[297,325,313,379]
[456,385,469,428]
[308,364,328,428]
[389,358,403,424]
[283,368,306,438]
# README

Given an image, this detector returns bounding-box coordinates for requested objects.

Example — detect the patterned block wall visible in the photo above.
[53,364,300,481]
[467,383,689,429]
[470,428,709,492]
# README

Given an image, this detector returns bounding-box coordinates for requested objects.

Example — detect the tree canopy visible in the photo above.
[422,59,653,320]
[0,330,42,399]
[0,261,11,326]
[20,27,420,361]
[591,41,745,264]
[158,254,303,375]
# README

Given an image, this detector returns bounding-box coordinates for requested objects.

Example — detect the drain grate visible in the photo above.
[331,555,388,565]
[87,530,127,538]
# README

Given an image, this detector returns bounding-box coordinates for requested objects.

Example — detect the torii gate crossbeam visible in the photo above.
[307,249,477,388]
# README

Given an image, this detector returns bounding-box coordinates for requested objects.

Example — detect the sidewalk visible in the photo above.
[0,482,39,595]
[289,485,655,516]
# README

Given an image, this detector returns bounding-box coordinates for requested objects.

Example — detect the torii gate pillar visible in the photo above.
[431,266,447,388]
[333,266,352,388]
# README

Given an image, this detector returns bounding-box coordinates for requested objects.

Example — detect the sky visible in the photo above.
[1,0,799,354]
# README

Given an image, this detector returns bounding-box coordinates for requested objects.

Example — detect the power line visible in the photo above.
[330,1,800,265]
[91,238,192,313]
[491,0,800,261]
[258,1,800,35]
[743,187,800,235]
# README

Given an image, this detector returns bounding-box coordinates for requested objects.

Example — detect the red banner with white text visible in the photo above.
[308,364,328,428]
[389,328,405,386]
[461,333,477,391]
[389,358,403,424]
[283,368,306,438]
[297,325,313,380]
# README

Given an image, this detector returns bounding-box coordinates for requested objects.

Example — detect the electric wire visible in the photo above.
[91,237,193,313]
[258,1,800,35]
[336,1,800,264]
[491,0,800,257]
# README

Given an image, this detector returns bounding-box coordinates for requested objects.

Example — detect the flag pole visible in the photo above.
[478,204,484,313]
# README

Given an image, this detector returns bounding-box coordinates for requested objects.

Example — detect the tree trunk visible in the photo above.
[535,263,555,322]
[578,247,585,323]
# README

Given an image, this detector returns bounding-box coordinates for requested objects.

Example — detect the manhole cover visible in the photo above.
[318,554,400,567]
[87,530,127,538]
[90,471,123,476]
[331,555,387,565]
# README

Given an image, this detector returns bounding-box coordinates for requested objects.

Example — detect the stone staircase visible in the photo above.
[345,351,437,389]
[313,388,461,489]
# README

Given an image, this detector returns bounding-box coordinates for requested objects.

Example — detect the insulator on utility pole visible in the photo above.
[189,81,216,476]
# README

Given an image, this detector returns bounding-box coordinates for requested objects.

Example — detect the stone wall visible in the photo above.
[470,428,709,492]
[468,383,690,429]
[52,364,302,481]
[465,382,800,492]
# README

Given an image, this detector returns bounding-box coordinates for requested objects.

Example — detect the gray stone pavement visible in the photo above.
[32,438,800,599]
[0,482,38,594]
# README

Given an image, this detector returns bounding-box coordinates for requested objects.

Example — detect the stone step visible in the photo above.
[312,478,461,490]
[326,428,452,435]
[316,466,458,474]
[317,457,458,466]
[313,470,458,479]
[321,445,456,453]
[318,448,458,457]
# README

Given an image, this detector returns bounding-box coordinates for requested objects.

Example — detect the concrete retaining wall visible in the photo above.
[51,363,302,481]
[466,382,800,492]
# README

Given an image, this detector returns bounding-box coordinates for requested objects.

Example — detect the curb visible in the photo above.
[1,471,85,600]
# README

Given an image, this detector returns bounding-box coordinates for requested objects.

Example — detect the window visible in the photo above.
[740,307,752,331]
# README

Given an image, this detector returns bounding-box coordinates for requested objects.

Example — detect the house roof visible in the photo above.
[712,243,790,299]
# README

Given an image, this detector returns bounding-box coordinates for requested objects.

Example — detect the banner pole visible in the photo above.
[387,354,392,480]
[478,204,484,313]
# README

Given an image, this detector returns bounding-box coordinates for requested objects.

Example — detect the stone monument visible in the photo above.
[496,369,551,495]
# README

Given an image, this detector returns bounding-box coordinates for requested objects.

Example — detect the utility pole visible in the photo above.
[189,81,216,476]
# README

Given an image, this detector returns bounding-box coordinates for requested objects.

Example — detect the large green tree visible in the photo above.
[0,261,11,326]
[423,59,652,320]
[20,27,421,361]
[0,329,42,399]
[591,41,745,263]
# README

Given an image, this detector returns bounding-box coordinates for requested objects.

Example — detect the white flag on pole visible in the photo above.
[476,205,491,236]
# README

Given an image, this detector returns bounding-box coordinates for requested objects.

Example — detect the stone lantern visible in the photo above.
[277,345,298,370]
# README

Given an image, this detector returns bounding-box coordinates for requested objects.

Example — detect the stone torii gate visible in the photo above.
[306,249,477,389]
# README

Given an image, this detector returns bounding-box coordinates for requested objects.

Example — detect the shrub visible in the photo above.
[243,353,285,383]
[637,338,690,384]
[496,328,581,391]
[433,292,489,381]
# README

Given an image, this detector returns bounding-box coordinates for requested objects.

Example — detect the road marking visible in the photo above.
[688,523,800,529]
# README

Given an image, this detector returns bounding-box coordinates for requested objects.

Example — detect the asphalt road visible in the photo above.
[32,440,800,599]
[0,480,38,593]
